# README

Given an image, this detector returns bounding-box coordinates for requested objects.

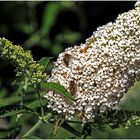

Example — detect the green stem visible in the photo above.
[36,87,44,116]
[25,70,44,116]
[22,119,42,138]
[22,113,52,138]
[16,85,26,126]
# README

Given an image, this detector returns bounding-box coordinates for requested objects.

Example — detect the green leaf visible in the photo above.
[38,57,53,72]
[16,22,34,35]
[27,99,47,109]
[0,126,21,139]
[0,104,38,118]
[41,2,62,35]
[0,96,21,107]
[41,82,75,101]
[23,136,42,139]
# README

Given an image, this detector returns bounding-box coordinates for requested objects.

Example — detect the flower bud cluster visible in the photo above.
[44,2,140,122]
[0,38,47,85]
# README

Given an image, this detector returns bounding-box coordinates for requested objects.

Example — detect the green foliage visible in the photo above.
[41,2,62,36]
[22,1,81,54]
[0,96,21,107]
[0,104,37,118]
[0,125,21,139]
[38,57,53,72]
[17,22,34,35]
[41,82,75,101]
[27,99,47,109]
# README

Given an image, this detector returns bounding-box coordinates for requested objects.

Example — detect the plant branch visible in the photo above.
[25,70,44,116]
[22,119,42,138]
[22,113,52,138]
[48,119,81,137]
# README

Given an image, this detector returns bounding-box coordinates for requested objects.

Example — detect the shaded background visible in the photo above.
[0,1,140,139]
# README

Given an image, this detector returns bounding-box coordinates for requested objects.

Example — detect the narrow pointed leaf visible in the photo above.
[38,57,53,72]
[27,99,47,109]
[41,2,62,35]
[41,82,75,101]
[0,97,21,107]
[23,136,42,139]
[0,104,37,118]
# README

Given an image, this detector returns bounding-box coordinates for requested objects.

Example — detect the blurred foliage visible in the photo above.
[0,1,139,139]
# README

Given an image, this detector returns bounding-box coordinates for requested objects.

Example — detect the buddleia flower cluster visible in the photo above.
[44,2,140,122]
[0,38,47,86]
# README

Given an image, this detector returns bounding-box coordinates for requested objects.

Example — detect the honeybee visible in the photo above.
[80,45,92,53]
[63,53,72,67]
[69,81,77,96]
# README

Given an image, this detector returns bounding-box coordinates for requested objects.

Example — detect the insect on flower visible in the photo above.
[69,81,77,96]
[63,53,72,67]
[80,43,93,53]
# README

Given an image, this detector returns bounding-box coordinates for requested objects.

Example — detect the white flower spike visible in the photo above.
[44,2,140,122]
